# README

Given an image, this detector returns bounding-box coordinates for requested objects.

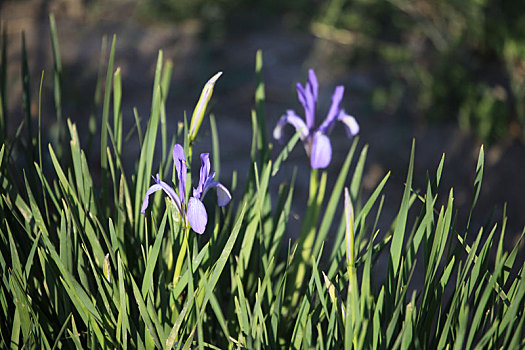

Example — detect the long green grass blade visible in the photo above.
[390,140,415,280]
[49,14,63,153]
[134,51,164,233]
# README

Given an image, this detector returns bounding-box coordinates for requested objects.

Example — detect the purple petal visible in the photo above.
[304,70,318,129]
[318,86,345,134]
[294,70,319,130]
[194,153,211,199]
[296,83,307,114]
[200,178,218,199]
[187,197,208,234]
[297,79,315,130]
[173,144,187,204]
[154,176,182,210]
[199,177,231,207]
[141,184,163,214]
[338,111,360,137]
[310,132,332,169]
[304,90,316,130]
[141,178,181,214]
[273,110,309,142]
[215,183,232,206]
[308,69,319,101]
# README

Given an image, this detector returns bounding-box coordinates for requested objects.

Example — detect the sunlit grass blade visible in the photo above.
[389,140,415,289]
[466,145,484,232]
[269,170,296,260]
[165,286,197,348]
[117,252,129,348]
[130,273,161,348]
[141,210,168,296]
[159,59,172,160]
[134,51,164,235]
[210,114,220,179]
[271,129,301,177]
[67,315,83,349]
[254,50,267,162]
[113,67,122,155]
[350,143,368,200]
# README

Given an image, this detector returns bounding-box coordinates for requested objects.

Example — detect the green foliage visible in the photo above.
[139,0,525,142]
[0,19,524,349]
[316,0,525,142]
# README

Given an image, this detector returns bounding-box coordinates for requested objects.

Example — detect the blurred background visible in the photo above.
[2,0,525,245]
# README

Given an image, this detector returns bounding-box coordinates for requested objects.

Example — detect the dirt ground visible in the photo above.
[2,0,525,253]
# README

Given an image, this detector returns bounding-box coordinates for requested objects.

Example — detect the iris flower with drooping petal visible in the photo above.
[141,144,231,234]
[273,69,360,169]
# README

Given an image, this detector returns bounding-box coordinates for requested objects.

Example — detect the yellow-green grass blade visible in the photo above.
[255,50,267,163]
[113,67,122,155]
[389,140,415,290]
[141,209,168,297]
[130,273,161,348]
[271,129,301,177]
[466,145,484,232]
[134,51,164,236]
[165,286,197,348]
[159,59,172,160]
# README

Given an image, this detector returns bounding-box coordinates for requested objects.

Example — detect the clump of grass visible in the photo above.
[0,17,524,349]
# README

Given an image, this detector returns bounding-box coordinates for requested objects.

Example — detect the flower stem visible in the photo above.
[173,225,190,287]
[290,168,326,306]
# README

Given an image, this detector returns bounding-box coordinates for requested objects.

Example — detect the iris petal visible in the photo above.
[173,144,187,204]
[141,179,182,215]
[194,153,210,199]
[318,86,345,134]
[141,184,163,214]
[308,69,319,101]
[154,177,182,210]
[296,82,307,113]
[338,111,360,137]
[199,177,231,207]
[215,183,232,206]
[310,132,332,169]
[187,197,208,234]
[273,110,309,142]
[303,70,318,129]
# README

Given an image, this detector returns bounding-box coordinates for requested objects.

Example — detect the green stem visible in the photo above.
[308,168,318,205]
[291,168,326,306]
[173,225,190,287]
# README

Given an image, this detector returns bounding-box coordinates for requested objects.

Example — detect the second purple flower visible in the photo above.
[273,69,360,169]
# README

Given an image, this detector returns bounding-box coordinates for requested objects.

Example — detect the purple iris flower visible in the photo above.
[141,144,231,234]
[273,69,360,169]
